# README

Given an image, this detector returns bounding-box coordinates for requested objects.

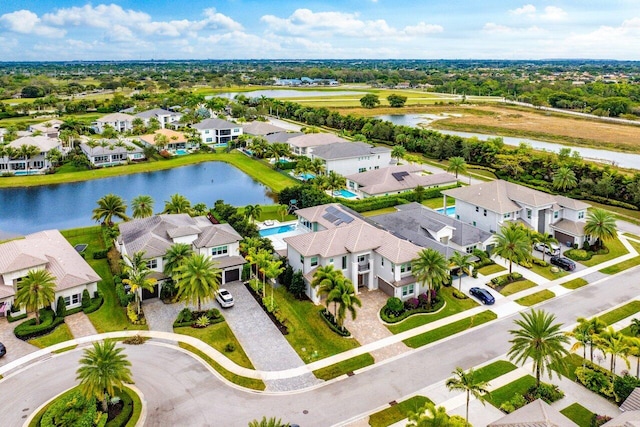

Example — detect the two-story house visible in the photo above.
[308,141,393,176]
[134,108,182,129]
[79,139,145,167]
[442,180,593,246]
[0,230,101,316]
[138,129,195,152]
[91,113,135,134]
[28,119,63,138]
[0,135,63,174]
[344,165,457,198]
[192,118,242,146]
[117,214,246,299]
[286,133,346,156]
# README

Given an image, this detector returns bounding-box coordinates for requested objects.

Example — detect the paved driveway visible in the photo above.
[0,317,38,366]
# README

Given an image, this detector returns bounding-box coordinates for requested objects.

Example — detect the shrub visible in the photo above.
[92,249,108,259]
[613,374,640,402]
[576,366,614,398]
[160,281,177,301]
[518,259,533,268]
[206,308,221,320]
[176,308,193,324]
[7,311,28,323]
[242,263,251,281]
[531,258,548,267]
[385,297,404,314]
[526,383,564,404]
[404,297,419,310]
[115,283,132,307]
[281,265,294,289]
[380,297,444,323]
[122,335,146,345]
[56,296,67,318]
[225,343,236,353]
[320,309,351,337]
[41,390,97,427]
[452,289,467,299]
[262,297,278,313]
[289,271,306,299]
[126,302,145,325]
[591,415,613,427]
[500,393,526,413]
[194,315,210,328]
[81,289,91,308]
[83,295,103,314]
[565,249,592,261]
[14,308,65,340]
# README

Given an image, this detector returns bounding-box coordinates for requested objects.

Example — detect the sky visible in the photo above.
[0,1,638,61]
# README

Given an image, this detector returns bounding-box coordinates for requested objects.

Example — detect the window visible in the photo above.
[64,293,81,306]
[472,221,476,226]
[342,256,347,269]
[400,263,412,273]
[211,246,228,256]
[554,210,559,219]
[300,255,304,264]
[146,259,158,269]
[475,206,479,212]
[483,209,487,217]
[578,211,585,219]
[374,166,379,170]
[358,167,367,173]
[402,284,415,297]
[381,258,385,267]
[466,245,477,254]
[310,256,319,267]
[300,218,313,230]
[503,212,511,219]
[527,209,532,219]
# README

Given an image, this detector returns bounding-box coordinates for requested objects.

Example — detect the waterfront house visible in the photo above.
[79,138,145,167]
[344,165,457,198]
[91,112,135,134]
[138,129,195,152]
[134,108,182,129]
[309,141,393,176]
[192,118,242,146]
[0,135,62,174]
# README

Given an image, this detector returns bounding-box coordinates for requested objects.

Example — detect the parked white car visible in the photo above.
[534,242,560,256]
[216,288,234,308]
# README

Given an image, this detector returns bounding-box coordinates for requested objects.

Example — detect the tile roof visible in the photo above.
[9,135,61,152]
[488,399,578,427]
[601,410,640,427]
[310,141,391,160]
[134,108,176,119]
[242,121,286,136]
[555,195,590,211]
[345,165,456,195]
[287,133,347,148]
[192,118,237,130]
[138,129,187,145]
[264,132,304,144]
[550,219,586,236]
[79,139,143,156]
[96,112,135,123]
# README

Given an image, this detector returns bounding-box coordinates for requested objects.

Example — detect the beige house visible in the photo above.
[345,165,457,198]
[91,112,135,134]
[138,129,195,152]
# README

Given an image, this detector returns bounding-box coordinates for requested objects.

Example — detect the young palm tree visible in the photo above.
[254,249,273,297]
[412,248,449,306]
[163,243,193,280]
[552,166,578,191]
[568,320,592,368]
[248,417,286,427]
[76,340,133,412]
[326,171,347,193]
[581,316,608,362]
[406,402,453,427]
[310,158,326,175]
[596,327,631,374]
[508,309,570,388]
[131,194,154,219]
[630,318,640,337]
[277,204,288,221]
[122,253,157,315]
[445,367,490,426]
[163,193,192,214]
[447,156,467,179]
[536,234,559,262]
[627,337,640,379]
[493,224,531,274]
[327,277,362,327]
[244,204,263,223]
[311,265,341,315]
[294,156,313,177]
[584,208,617,250]
[263,259,285,306]
[449,252,473,292]
[15,269,56,325]
[92,193,129,225]
[391,145,406,164]
[175,253,221,311]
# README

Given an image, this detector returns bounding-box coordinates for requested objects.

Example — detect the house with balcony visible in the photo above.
[79,138,145,167]
[117,214,245,299]
[0,135,62,174]
[134,108,182,129]
[91,113,135,134]
[442,180,593,246]
[344,165,457,198]
[192,118,242,146]
[0,230,101,317]
[308,141,393,176]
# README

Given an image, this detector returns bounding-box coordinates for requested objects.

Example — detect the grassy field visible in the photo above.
[485,375,537,408]
[28,323,74,348]
[313,353,375,380]
[600,240,640,274]
[515,290,556,307]
[560,403,595,427]
[174,322,254,369]
[0,112,101,129]
[499,279,537,296]
[368,395,432,427]
[561,278,589,289]
[403,310,497,348]
[477,264,506,275]
[473,360,518,383]
[580,236,628,267]
[530,263,567,280]
[387,287,479,334]
[596,300,640,325]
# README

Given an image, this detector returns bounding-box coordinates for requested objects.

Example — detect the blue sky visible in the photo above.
[0,1,638,61]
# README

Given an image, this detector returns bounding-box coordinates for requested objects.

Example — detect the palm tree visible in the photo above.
[449,252,473,292]
[18,144,40,174]
[627,337,640,378]
[596,327,631,374]
[446,367,490,426]
[310,158,326,175]
[163,243,193,280]
[294,156,313,177]
[508,309,570,388]
[494,224,531,274]
[553,166,578,191]
[76,340,133,412]
[175,253,221,311]
[121,253,157,315]
[244,204,263,223]
[15,269,56,325]
[536,234,559,263]
[92,193,129,225]
[311,265,342,315]
[327,277,361,327]
[412,248,449,306]
[326,171,347,193]
[391,145,406,164]
[255,250,273,298]
[131,194,154,219]
[447,156,467,179]
[568,320,591,368]
[407,402,453,427]
[163,193,192,214]
[277,204,288,221]
[263,259,285,307]
[578,316,608,362]
[630,318,640,337]
[248,417,286,427]
[584,208,617,250]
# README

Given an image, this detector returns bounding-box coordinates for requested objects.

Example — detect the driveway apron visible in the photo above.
[0,317,38,367]
[65,312,98,338]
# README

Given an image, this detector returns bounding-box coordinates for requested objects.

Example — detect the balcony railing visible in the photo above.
[358,262,370,272]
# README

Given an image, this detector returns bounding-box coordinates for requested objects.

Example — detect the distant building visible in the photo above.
[28,119,63,138]
[134,108,182,129]
[0,135,62,174]
[79,138,145,167]
[91,112,135,134]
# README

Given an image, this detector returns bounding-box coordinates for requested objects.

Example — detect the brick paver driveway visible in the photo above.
[0,317,38,366]
[65,312,97,338]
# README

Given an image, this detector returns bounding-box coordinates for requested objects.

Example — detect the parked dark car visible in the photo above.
[470,287,495,305]
[0,342,6,358]
[550,256,576,271]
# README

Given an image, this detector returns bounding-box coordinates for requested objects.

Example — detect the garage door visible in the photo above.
[554,231,575,248]
[377,277,394,297]
[142,284,159,300]
[224,268,240,283]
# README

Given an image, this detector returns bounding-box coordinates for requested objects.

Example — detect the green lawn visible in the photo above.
[530,263,567,280]
[473,360,518,383]
[477,264,506,275]
[174,322,254,369]
[368,396,433,427]
[560,403,595,427]
[313,354,375,380]
[360,207,399,217]
[421,196,455,209]
[596,300,640,326]
[237,204,296,222]
[561,278,589,289]
[516,290,556,307]
[599,241,640,274]
[61,226,147,333]
[581,236,628,267]
[28,323,74,349]
[551,353,586,381]
[387,287,479,334]
[486,375,536,408]
[403,311,497,348]
[500,279,537,296]
[270,285,361,363]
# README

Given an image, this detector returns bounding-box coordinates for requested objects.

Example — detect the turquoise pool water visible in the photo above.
[299,173,315,180]
[176,149,188,155]
[335,189,357,198]
[259,224,296,237]
[436,206,456,217]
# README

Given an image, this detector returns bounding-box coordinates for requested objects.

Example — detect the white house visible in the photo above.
[242,121,286,136]
[117,214,246,299]
[345,165,457,198]
[286,133,346,156]
[442,180,593,246]
[192,118,242,146]
[0,230,101,316]
[79,138,145,167]
[28,119,63,138]
[308,141,393,176]
[91,113,135,134]
[0,135,62,174]
[134,108,182,129]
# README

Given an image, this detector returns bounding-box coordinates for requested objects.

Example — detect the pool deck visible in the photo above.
[258,220,308,251]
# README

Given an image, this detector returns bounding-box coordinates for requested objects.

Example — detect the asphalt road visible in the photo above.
[2,267,640,426]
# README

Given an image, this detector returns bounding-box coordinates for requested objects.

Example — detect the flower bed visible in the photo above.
[487,272,524,292]
[380,293,445,324]
[245,282,289,335]
[172,307,225,328]
[320,309,351,337]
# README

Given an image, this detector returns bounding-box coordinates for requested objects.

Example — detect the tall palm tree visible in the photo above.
[494,224,531,274]
[163,193,192,214]
[18,144,40,174]
[327,277,361,327]
[311,265,342,315]
[568,320,591,368]
[508,309,570,388]
[163,243,193,280]
[584,208,617,250]
[578,316,608,362]
[447,156,467,179]
[552,166,578,191]
[446,367,490,426]
[92,194,129,225]
[596,327,631,374]
[263,259,285,307]
[536,234,559,262]
[627,337,640,379]
[277,204,288,221]
[131,194,154,218]
[255,250,273,298]
[391,145,406,164]
[121,253,157,315]
[310,158,326,175]
[15,269,56,325]
[326,171,347,193]
[449,252,473,292]
[76,340,133,412]
[175,253,221,311]
[412,248,449,306]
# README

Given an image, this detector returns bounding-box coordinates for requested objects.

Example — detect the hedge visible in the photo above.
[490,272,523,287]
[339,184,460,213]
[92,249,109,259]
[7,312,28,323]
[14,309,65,340]
[565,249,592,261]
[83,295,104,314]
[105,388,135,427]
[380,297,445,323]
[172,308,225,328]
[320,309,351,337]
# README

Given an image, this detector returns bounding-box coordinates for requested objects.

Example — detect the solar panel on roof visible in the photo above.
[392,171,409,181]
[323,213,338,223]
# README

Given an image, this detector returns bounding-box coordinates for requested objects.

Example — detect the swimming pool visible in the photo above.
[175,149,188,155]
[259,224,297,237]
[299,173,315,180]
[436,206,456,217]
[335,189,357,198]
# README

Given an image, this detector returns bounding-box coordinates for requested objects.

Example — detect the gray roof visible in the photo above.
[311,141,391,161]
[192,118,237,130]
[602,410,640,427]
[79,139,143,156]
[488,399,578,427]
[555,195,590,211]
[345,165,456,195]
[264,131,304,144]
[621,387,640,411]
[287,133,346,148]
[242,121,286,136]
[550,219,586,237]
[135,108,176,119]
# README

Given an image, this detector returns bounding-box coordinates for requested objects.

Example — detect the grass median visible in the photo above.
[313,353,375,381]
[368,395,433,427]
[596,300,640,325]
[473,360,518,383]
[485,375,536,408]
[515,290,556,307]
[403,310,497,349]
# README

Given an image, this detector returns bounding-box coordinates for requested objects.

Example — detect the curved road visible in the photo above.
[3,267,640,426]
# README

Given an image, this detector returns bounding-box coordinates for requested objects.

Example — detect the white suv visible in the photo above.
[534,242,560,256]
[216,289,234,308]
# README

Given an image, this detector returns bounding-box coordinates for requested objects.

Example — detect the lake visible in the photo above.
[376,114,640,169]
[0,162,275,237]
[211,89,366,99]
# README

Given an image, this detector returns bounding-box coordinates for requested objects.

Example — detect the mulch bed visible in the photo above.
[244,282,289,335]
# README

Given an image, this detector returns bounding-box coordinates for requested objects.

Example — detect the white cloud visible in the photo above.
[483,23,512,34]
[0,10,65,38]
[404,22,444,36]
[540,6,568,21]
[510,4,536,16]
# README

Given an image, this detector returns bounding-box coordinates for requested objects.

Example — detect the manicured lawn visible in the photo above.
[313,353,375,380]
[599,241,640,274]
[368,396,433,427]
[551,353,585,381]
[596,300,640,326]
[477,264,506,275]
[581,236,628,267]
[29,323,74,349]
[530,263,567,280]
[561,278,589,289]
[515,290,556,307]
[560,403,595,427]
[360,207,399,217]
[237,204,296,222]
[500,279,537,296]
[486,375,536,408]
[473,360,518,383]
[403,311,497,348]
[387,286,479,334]
[174,322,254,369]
[270,286,361,363]
[179,343,266,391]
[421,196,455,209]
